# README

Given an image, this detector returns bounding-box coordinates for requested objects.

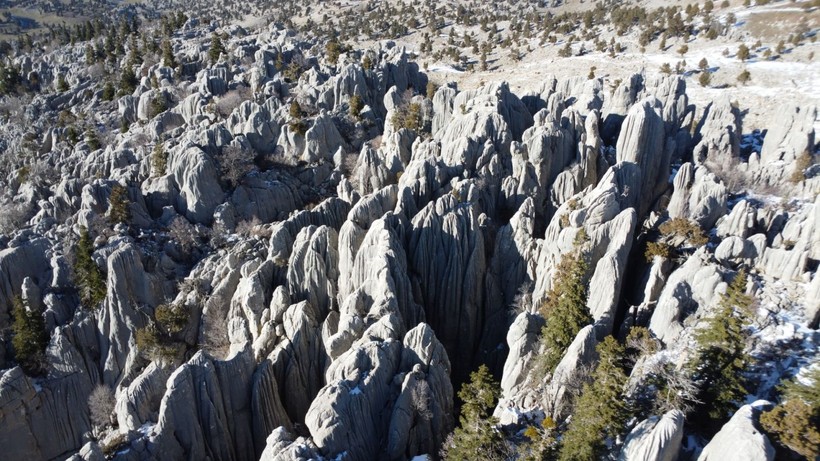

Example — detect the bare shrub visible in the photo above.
[412,379,434,421]
[511,282,534,315]
[214,88,245,118]
[235,216,271,238]
[168,216,197,254]
[219,144,254,189]
[0,200,29,234]
[199,312,229,359]
[87,384,115,429]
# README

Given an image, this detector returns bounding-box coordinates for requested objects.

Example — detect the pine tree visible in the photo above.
[73,227,106,310]
[119,66,138,95]
[101,81,115,101]
[208,32,225,64]
[760,368,820,458]
[108,184,131,226]
[690,269,753,430]
[289,100,301,119]
[557,336,630,461]
[444,365,507,461]
[151,143,167,176]
[538,249,592,374]
[349,94,363,119]
[57,74,69,92]
[11,296,48,376]
[161,38,176,68]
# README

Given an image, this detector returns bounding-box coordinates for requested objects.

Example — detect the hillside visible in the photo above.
[0,1,817,461]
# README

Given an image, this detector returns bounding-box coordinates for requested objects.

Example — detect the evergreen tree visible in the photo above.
[161,38,176,69]
[538,248,592,374]
[11,296,48,376]
[73,227,106,310]
[101,81,115,101]
[690,269,753,430]
[119,66,138,95]
[349,94,363,120]
[85,128,101,150]
[444,365,507,461]
[289,100,301,119]
[208,32,225,64]
[57,74,69,92]
[151,143,167,177]
[557,336,630,461]
[760,368,820,458]
[108,184,131,226]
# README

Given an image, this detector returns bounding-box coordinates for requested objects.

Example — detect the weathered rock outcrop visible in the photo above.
[619,410,685,461]
[697,403,776,461]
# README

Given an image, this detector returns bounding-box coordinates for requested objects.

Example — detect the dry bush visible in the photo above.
[214,88,245,118]
[168,216,197,254]
[0,200,29,234]
[219,144,254,189]
[411,379,434,421]
[235,216,270,238]
[87,384,115,429]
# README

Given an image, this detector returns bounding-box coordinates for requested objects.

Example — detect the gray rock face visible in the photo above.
[493,312,544,424]
[305,323,452,461]
[693,98,741,166]
[99,243,163,386]
[542,325,597,420]
[168,144,223,224]
[115,362,172,432]
[0,359,93,460]
[146,348,257,460]
[408,194,487,383]
[303,112,347,163]
[697,403,775,461]
[619,410,684,461]
[287,225,339,319]
[716,200,757,239]
[667,163,728,229]
[649,251,726,344]
[615,97,670,219]
[0,238,48,330]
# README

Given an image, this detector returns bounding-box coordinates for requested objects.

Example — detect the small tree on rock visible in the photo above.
[11,296,48,376]
[689,269,754,431]
[557,336,631,461]
[537,246,592,375]
[107,184,130,226]
[443,364,508,461]
[73,226,106,310]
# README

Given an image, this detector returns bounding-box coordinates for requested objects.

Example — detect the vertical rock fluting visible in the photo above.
[409,195,487,384]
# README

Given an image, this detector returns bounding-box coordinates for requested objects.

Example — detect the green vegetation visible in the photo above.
[73,226,106,309]
[107,184,130,226]
[737,43,750,61]
[689,269,754,429]
[444,364,507,460]
[152,143,168,177]
[85,128,101,151]
[11,296,48,376]
[737,69,751,85]
[536,247,592,376]
[645,241,672,261]
[698,71,711,87]
[659,217,708,247]
[119,66,138,95]
[557,336,630,461]
[101,81,115,101]
[57,74,69,92]
[760,368,820,459]
[789,150,812,184]
[349,94,363,120]
[208,32,225,64]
